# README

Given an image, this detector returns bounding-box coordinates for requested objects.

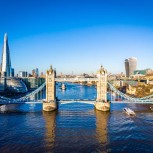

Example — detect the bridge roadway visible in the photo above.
[58,99,95,105]
[55,78,98,82]
[0,99,96,105]
[1,99,153,105]
[59,100,153,104]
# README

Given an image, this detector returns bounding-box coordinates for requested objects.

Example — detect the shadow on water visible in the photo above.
[41,106,112,153]
[94,110,111,153]
[43,111,57,153]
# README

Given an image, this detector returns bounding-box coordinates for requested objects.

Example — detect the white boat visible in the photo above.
[123,107,136,116]
[61,83,66,90]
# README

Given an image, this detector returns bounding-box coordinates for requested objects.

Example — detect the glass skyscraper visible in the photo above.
[125,57,137,77]
[1,33,11,77]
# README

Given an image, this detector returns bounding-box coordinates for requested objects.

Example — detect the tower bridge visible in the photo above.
[1,65,153,111]
[1,34,153,111]
[43,65,110,111]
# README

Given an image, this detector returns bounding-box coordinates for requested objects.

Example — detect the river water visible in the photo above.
[0,83,153,153]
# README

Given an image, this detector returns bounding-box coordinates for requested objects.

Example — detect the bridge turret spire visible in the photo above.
[50,65,53,71]
[98,65,107,75]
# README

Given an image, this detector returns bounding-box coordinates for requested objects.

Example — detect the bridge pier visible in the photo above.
[95,66,110,111]
[43,65,58,112]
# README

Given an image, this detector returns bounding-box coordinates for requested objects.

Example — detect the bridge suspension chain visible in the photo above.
[107,82,153,102]
[0,82,46,102]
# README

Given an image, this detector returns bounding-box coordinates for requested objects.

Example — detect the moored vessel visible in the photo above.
[61,83,66,90]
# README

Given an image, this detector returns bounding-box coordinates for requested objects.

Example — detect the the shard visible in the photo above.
[1,33,11,77]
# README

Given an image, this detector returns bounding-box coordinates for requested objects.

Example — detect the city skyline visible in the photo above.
[0,0,153,74]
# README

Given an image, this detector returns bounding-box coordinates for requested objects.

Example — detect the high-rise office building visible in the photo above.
[32,68,39,77]
[1,33,12,77]
[19,71,28,77]
[35,68,39,77]
[125,57,137,77]
[32,69,35,76]
[11,68,14,77]
[125,59,129,77]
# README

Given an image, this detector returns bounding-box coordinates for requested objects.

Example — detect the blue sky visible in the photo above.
[0,0,153,75]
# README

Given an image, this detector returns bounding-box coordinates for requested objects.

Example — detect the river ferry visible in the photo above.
[123,107,136,116]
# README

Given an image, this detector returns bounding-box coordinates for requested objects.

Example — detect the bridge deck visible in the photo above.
[1,100,153,105]
[59,100,95,105]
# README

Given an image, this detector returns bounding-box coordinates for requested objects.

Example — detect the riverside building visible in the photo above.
[0,33,27,94]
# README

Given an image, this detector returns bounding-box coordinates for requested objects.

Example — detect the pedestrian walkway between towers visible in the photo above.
[55,78,98,82]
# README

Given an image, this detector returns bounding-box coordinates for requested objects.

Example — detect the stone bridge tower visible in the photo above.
[95,65,110,111]
[43,65,57,111]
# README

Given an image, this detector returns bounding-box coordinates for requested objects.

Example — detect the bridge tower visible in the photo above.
[95,65,110,111]
[43,65,57,111]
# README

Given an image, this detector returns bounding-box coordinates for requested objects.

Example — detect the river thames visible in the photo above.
[0,83,153,153]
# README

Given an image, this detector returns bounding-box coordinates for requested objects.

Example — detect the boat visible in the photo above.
[61,83,66,90]
[123,107,136,116]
